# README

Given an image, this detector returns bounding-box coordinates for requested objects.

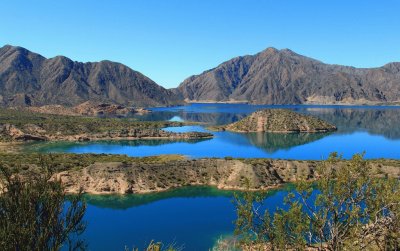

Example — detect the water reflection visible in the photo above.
[81,186,291,250]
[27,138,212,153]
[243,132,333,153]
[83,186,288,210]
[141,104,400,139]
[300,108,400,139]
[135,110,247,125]
[26,104,400,159]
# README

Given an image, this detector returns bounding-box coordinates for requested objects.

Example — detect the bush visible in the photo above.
[234,152,400,250]
[0,158,87,251]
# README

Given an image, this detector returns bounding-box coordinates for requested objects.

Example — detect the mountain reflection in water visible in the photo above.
[27,104,400,159]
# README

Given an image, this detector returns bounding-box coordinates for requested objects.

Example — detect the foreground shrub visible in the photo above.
[234,152,400,250]
[0,158,87,251]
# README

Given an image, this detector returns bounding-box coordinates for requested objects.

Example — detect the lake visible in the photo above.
[30,103,400,160]
[81,186,292,251]
[47,103,400,250]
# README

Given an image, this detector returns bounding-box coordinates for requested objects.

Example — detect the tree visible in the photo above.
[0,156,87,251]
[234,153,400,250]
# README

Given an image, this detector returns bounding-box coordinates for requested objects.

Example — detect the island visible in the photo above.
[210,109,337,133]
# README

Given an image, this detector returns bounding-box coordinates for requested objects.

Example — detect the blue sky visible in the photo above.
[1,0,399,88]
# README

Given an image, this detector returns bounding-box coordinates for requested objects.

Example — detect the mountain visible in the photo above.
[176,47,400,105]
[0,45,182,107]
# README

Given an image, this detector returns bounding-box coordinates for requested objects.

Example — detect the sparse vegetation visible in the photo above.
[234,153,400,250]
[210,109,337,133]
[0,152,185,172]
[0,157,87,250]
[0,108,187,142]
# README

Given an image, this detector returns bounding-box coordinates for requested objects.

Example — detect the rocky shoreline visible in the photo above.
[60,160,399,195]
[55,158,317,194]
[1,153,395,195]
[0,153,399,195]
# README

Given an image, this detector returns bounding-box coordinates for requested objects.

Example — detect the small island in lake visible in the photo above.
[211,109,337,133]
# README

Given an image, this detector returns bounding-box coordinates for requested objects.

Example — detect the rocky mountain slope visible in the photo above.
[0,45,182,107]
[212,109,337,133]
[176,47,400,104]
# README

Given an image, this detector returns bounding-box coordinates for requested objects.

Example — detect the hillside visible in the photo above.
[213,109,337,133]
[176,47,400,105]
[0,45,182,107]
[1,153,398,195]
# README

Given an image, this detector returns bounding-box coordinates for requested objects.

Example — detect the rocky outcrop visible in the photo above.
[54,159,317,194]
[1,153,399,195]
[51,157,400,195]
[0,45,182,107]
[176,47,400,105]
[211,109,337,133]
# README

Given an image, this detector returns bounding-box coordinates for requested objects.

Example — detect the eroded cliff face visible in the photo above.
[52,158,399,194]
[1,153,399,195]
[53,159,315,194]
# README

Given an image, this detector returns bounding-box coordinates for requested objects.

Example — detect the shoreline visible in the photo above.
[0,134,213,144]
[2,153,397,195]
[39,133,214,142]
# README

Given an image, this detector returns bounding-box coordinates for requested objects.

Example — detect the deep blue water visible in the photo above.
[43,104,400,250]
[80,186,291,251]
[29,103,400,160]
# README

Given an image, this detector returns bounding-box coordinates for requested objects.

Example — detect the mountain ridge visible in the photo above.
[2,44,400,107]
[0,44,182,107]
[175,47,400,105]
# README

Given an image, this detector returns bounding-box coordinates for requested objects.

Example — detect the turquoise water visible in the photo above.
[30,104,400,160]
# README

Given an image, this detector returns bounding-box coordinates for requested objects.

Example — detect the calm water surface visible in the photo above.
[81,186,292,251]
[46,104,399,250]
[30,104,400,159]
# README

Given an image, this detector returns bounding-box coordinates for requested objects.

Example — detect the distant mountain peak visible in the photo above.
[176,47,400,105]
[264,47,279,53]
[0,44,182,107]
